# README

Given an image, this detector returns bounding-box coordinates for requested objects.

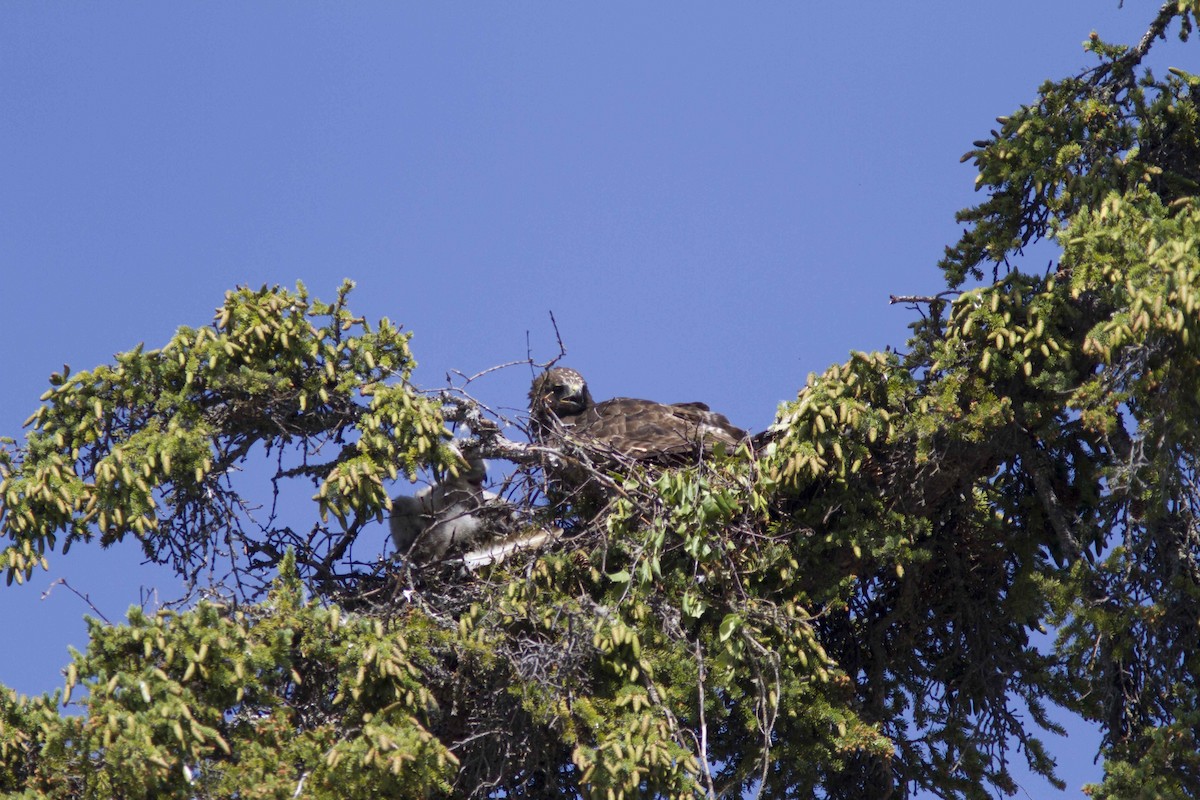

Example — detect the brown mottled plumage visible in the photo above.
[529,367,746,462]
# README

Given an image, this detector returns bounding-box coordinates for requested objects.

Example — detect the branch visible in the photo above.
[1089,2,1182,87]
[1017,434,1083,563]
[459,527,561,570]
[888,292,959,306]
[439,393,543,465]
[1129,2,1180,66]
[694,639,718,799]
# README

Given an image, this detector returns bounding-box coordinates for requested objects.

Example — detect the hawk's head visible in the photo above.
[529,367,593,422]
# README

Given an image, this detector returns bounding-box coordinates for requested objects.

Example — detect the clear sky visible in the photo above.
[0,3,1184,796]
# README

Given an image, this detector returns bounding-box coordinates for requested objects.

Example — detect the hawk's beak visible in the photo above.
[558,385,588,414]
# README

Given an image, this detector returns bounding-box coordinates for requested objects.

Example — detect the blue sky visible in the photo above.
[0,3,1182,795]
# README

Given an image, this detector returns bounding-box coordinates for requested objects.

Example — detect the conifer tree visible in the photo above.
[2,5,1199,797]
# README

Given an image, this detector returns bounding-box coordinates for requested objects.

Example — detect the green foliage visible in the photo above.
[943,5,1200,287]
[0,553,457,799]
[0,280,454,594]
[3,6,1200,799]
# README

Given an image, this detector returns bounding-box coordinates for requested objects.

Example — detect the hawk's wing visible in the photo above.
[567,397,746,461]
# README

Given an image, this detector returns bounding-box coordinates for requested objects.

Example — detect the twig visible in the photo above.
[448,359,534,386]
[546,311,566,365]
[41,578,112,624]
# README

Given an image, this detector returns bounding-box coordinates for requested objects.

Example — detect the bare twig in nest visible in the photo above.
[544,310,567,369]
[448,359,534,387]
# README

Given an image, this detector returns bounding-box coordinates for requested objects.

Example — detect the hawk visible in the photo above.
[390,458,557,567]
[390,458,513,563]
[528,367,747,463]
